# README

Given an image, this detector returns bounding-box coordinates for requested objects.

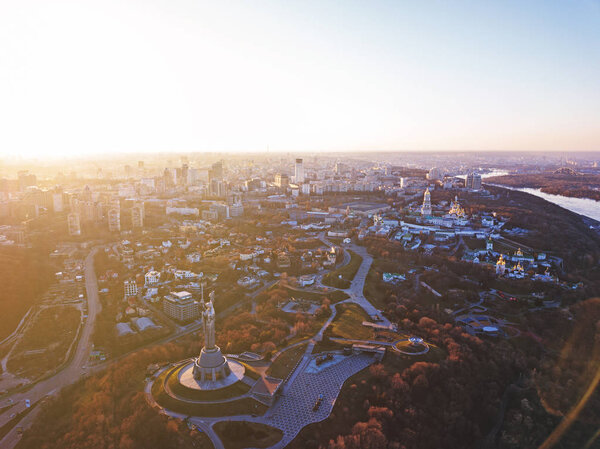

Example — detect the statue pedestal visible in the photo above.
[193,345,231,382]
[179,356,245,391]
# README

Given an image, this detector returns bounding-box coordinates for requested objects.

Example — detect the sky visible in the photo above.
[1,0,600,158]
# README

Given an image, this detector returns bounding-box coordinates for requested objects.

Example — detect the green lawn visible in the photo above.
[214,421,283,449]
[267,343,307,379]
[276,286,350,304]
[322,250,363,289]
[152,368,267,417]
[326,303,374,340]
[7,306,81,380]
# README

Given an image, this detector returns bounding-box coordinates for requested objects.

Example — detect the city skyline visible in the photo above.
[1,0,600,158]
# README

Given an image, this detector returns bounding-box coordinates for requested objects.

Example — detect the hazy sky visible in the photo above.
[1,0,600,158]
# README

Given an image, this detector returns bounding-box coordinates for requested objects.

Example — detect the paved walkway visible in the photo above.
[182,352,375,449]
[265,353,374,448]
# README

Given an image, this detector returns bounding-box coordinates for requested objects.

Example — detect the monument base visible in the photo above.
[179,359,245,391]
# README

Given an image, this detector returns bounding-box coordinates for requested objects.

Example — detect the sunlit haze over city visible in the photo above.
[1,1,600,158]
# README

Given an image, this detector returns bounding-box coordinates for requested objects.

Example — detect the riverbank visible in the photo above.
[486,173,600,201]
[486,183,600,224]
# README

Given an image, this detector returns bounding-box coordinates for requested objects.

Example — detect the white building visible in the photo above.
[145,270,161,285]
[166,206,199,216]
[174,269,196,280]
[124,279,138,297]
[187,253,202,263]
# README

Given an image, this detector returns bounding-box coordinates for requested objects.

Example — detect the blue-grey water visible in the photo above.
[510,187,600,222]
[459,171,600,221]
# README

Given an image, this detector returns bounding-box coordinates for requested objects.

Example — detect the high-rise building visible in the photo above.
[52,192,64,212]
[210,179,227,197]
[421,188,432,216]
[295,158,304,183]
[274,173,289,188]
[17,171,37,191]
[209,202,230,220]
[131,203,144,228]
[108,208,121,232]
[210,161,223,180]
[180,164,189,186]
[67,212,81,236]
[163,168,177,187]
[335,162,347,175]
[229,201,244,217]
[427,167,442,180]
[466,172,482,190]
[124,279,138,297]
[163,291,199,322]
[81,201,97,222]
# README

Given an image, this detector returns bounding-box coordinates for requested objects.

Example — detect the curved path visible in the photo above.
[318,233,392,328]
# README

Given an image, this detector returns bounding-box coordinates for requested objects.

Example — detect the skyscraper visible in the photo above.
[466,172,482,190]
[67,212,81,236]
[209,161,224,181]
[108,208,121,232]
[131,203,144,228]
[295,158,304,184]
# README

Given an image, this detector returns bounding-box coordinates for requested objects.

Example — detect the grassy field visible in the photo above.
[7,305,81,380]
[152,368,267,417]
[363,258,410,309]
[214,421,283,449]
[267,343,307,379]
[312,338,350,354]
[322,250,363,289]
[326,303,374,341]
[279,286,349,304]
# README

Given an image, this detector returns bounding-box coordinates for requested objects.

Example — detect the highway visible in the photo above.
[0,246,103,449]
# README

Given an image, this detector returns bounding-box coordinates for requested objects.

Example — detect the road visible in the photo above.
[0,246,103,449]
[0,246,273,448]
[317,232,391,327]
[2,235,390,449]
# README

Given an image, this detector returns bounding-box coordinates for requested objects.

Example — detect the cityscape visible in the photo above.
[1,2,600,449]
[1,151,599,449]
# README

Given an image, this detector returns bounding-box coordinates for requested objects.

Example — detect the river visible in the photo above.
[498,186,600,222]
[458,170,600,221]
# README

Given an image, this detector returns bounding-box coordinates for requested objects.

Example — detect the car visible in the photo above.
[25,399,30,408]
[312,394,324,411]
